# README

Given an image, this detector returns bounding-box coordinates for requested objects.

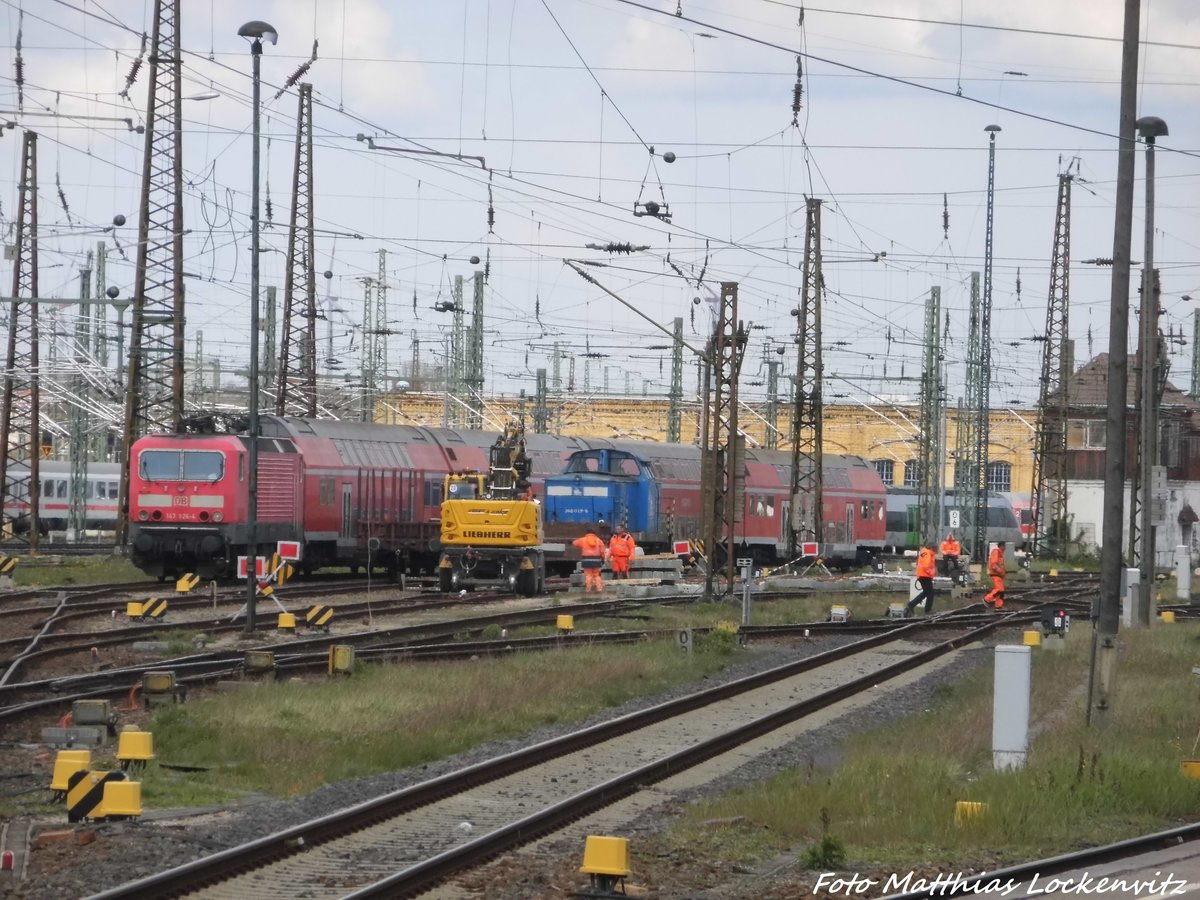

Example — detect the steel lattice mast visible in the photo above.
[1191,309,1200,400]
[118,0,185,543]
[466,271,485,429]
[788,197,824,559]
[971,126,1000,558]
[450,275,465,427]
[92,242,109,370]
[700,282,747,598]
[918,286,944,546]
[277,82,317,416]
[373,248,388,391]
[359,276,375,421]
[667,316,683,443]
[764,356,780,451]
[954,272,982,557]
[68,259,93,540]
[0,131,42,549]
[1031,171,1073,557]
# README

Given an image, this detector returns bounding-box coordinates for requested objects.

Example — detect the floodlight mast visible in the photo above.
[239,19,277,633]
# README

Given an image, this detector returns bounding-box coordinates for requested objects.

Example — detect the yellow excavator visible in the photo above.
[437,423,545,595]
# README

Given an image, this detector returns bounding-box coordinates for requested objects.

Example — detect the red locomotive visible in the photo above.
[127,416,887,580]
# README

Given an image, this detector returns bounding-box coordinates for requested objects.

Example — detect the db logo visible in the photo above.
[172,496,188,507]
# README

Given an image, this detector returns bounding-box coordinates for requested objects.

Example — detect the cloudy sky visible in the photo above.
[1,0,1198,417]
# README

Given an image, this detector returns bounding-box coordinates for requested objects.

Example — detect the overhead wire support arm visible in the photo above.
[356,134,487,170]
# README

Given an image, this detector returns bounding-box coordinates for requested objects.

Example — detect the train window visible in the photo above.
[140,450,182,481]
[183,451,224,482]
[44,479,67,498]
[861,500,871,520]
[424,480,443,507]
[140,450,224,482]
[319,477,335,505]
[611,454,640,476]
[986,462,1011,493]
[987,505,1019,527]
[566,453,601,474]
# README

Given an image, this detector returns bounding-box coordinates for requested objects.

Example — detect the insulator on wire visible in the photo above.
[487,182,495,233]
[56,172,73,225]
[790,57,803,124]
[14,15,23,111]
[273,40,320,100]
[942,193,949,239]
[121,34,148,99]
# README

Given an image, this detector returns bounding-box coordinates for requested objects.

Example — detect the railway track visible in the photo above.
[0,577,581,686]
[92,603,1041,899]
[0,592,702,724]
[1,581,1092,727]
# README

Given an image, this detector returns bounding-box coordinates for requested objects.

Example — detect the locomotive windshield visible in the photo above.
[564,450,641,476]
[139,449,225,482]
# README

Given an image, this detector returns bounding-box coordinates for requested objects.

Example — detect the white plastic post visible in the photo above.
[1121,567,1140,627]
[992,645,1031,770]
[1176,546,1191,601]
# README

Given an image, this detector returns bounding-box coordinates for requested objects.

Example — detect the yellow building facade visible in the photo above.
[375,393,1035,497]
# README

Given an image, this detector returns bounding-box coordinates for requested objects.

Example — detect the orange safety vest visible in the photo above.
[609,533,634,559]
[573,533,606,558]
[988,546,1006,577]
[916,547,936,579]
[941,539,960,557]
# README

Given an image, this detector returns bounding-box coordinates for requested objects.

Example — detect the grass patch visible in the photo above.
[670,624,1200,869]
[13,554,144,586]
[137,763,239,808]
[150,641,739,797]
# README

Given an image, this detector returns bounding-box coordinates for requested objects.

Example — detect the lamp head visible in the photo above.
[238,20,278,45]
[1136,116,1168,142]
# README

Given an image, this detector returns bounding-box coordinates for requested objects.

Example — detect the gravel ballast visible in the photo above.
[1,632,995,899]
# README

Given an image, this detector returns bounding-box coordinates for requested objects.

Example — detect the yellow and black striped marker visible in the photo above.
[256,582,274,598]
[270,552,281,574]
[305,604,333,630]
[276,563,295,586]
[139,597,168,620]
[175,573,200,593]
[0,554,17,575]
[66,770,126,823]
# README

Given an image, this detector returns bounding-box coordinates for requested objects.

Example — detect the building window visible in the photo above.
[987,461,1012,492]
[1085,419,1106,449]
[903,460,920,488]
[872,459,894,485]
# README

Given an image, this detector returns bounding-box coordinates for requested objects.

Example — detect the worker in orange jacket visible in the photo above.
[573,526,607,593]
[940,533,962,581]
[984,541,1007,609]
[906,542,938,616]
[608,527,636,580]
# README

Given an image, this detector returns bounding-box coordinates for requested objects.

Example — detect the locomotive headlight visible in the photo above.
[213,512,223,522]
[138,510,149,521]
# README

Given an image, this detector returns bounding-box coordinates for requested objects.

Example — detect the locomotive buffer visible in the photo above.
[437,424,546,596]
